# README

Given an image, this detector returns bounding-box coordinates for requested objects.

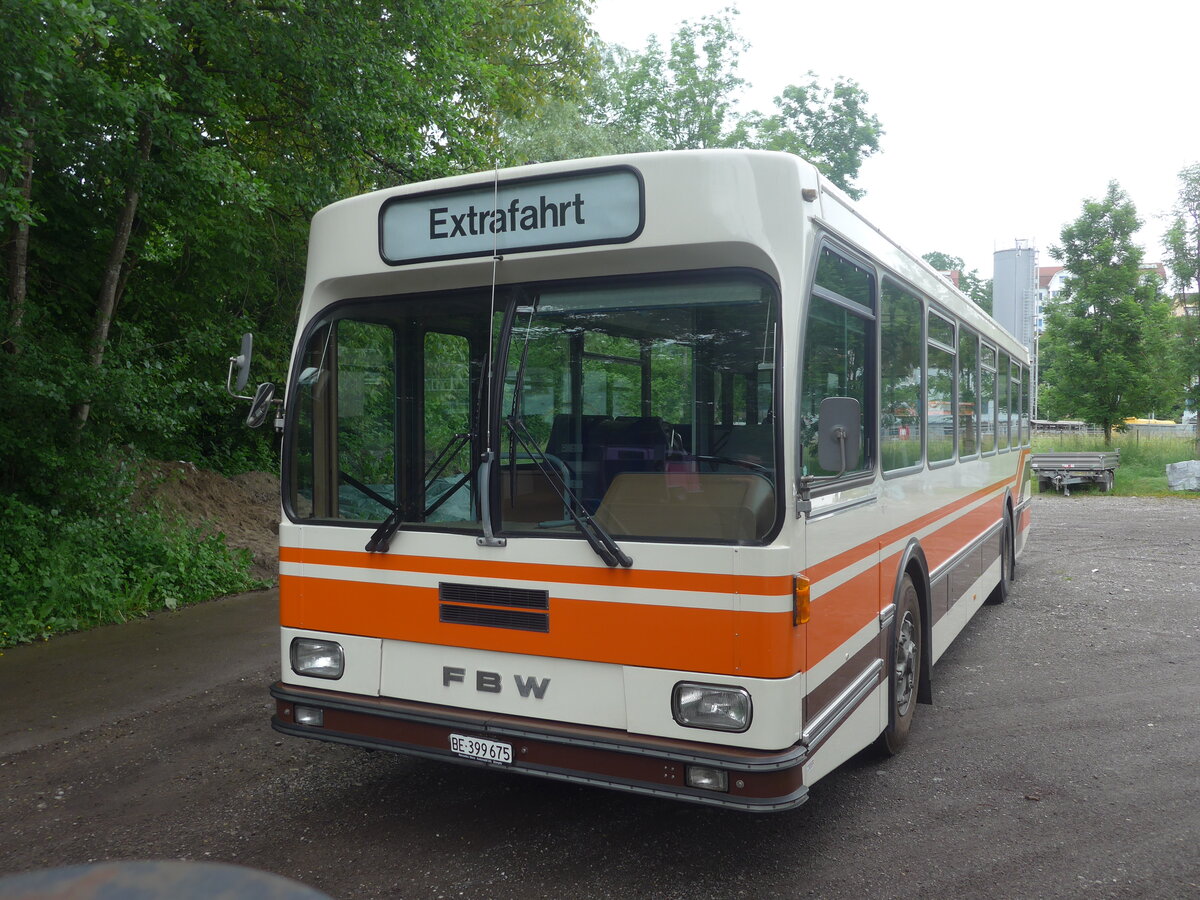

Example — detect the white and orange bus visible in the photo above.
[260,150,1032,811]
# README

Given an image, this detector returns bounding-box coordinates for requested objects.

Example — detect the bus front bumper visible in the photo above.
[271,682,808,812]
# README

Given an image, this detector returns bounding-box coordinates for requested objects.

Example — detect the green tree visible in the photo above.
[1163,162,1200,442]
[507,10,883,198]
[1163,163,1200,296]
[1,0,595,456]
[1038,182,1177,442]
[502,95,660,165]
[921,251,993,314]
[1,0,109,355]
[737,73,882,199]
[578,11,748,151]
[0,0,595,644]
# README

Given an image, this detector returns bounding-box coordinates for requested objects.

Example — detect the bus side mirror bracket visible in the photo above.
[227,332,283,430]
[226,333,254,399]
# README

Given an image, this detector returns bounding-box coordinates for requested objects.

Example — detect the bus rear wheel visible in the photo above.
[877,575,921,757]
[987,511,1015,605]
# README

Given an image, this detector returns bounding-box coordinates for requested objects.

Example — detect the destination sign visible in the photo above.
[379,167,643,265]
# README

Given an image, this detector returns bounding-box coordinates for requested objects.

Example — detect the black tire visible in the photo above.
[876,574,921,756]
[986,510,1015,605]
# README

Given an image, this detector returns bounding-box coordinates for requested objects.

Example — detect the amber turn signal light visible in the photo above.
[793,574,811,625]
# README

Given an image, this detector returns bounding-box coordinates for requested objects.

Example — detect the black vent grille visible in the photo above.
[439,582,549,609]
[438,582,550,632]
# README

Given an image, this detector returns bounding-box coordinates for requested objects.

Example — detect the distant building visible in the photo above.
[992,242,1038,354]
[938,269,961,289]
[1036,266,1067,333]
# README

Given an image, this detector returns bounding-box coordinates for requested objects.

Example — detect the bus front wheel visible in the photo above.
[877,574,921,757]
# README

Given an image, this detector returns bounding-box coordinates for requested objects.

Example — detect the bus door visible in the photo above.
[796,245,886,773]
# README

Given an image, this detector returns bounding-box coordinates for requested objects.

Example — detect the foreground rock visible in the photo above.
[1166,459,1200,491]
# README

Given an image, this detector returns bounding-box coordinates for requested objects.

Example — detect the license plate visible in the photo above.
[449,733,512,765]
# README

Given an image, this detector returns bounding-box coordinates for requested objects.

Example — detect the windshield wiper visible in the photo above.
[365,507,403,553]
[337,471,403,553]
[505,415,633,568]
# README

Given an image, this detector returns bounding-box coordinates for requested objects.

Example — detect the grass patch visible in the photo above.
[1031,433,1200,497]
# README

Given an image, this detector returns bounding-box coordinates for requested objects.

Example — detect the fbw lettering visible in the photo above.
[429,193,586,240]
[441,666,551,699]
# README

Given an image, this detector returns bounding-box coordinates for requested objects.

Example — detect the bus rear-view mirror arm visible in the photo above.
[226,332,254,398]
[227,332,283,429]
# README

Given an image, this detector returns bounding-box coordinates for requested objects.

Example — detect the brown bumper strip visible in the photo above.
[271,682,808,812]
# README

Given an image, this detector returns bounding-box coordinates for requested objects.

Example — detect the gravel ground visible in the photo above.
[0,494,1197,899]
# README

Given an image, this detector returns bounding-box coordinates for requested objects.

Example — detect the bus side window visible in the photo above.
[424,331,473,523]
[881,280,923,473]
[980,345,997,454]
[958,328,979,459]
[801,246,876,477]
[927,311,956,464]
[1012,365,1023,447]
[334,320,397,521]
[1020,364,1031,445]
[997,351,1011,450]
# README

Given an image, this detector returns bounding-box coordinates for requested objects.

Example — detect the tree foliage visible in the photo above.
[610,13,748,151]
[0,0,593,644]
[1163,162,1200,435]
[1038,182,1178,441]
[1163,163,1200,297]
[921,251,993,314]
[735,74,881,198]
[504,10,884,198]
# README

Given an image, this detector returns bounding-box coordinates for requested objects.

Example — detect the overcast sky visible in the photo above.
[590,0,1198,277]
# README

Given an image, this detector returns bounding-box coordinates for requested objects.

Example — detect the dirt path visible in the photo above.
[0,589,278,757]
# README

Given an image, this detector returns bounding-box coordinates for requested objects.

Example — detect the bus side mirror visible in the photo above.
[246,382,276,428]
[817,396,861,476]
[227,333,254,397]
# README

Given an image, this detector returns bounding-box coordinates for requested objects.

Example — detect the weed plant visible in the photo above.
[0,451,261,648]
[1031,432,1200,497]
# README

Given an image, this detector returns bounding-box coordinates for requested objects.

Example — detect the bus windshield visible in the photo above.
[286,272,780,547]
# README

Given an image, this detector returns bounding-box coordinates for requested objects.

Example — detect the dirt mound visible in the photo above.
[140,460,279,583]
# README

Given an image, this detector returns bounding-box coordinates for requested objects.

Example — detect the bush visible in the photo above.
[0,332,272,648]
[0,464,260,649]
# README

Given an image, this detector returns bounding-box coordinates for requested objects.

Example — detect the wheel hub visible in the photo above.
[895,610,917,716]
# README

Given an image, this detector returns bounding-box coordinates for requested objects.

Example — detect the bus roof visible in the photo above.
[300,149,1027,362]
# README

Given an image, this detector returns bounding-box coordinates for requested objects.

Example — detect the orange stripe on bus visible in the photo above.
[920,500,1004,573]
[805,474,1018,585]
[806,566,880,666]
[280,575,800,679]
[278,546,793,597]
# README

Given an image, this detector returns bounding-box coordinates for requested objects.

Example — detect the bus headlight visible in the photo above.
[290,638,344,679]
[672,683,752,732]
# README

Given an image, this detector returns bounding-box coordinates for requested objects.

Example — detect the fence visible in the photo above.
[1033,420,1198,439]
